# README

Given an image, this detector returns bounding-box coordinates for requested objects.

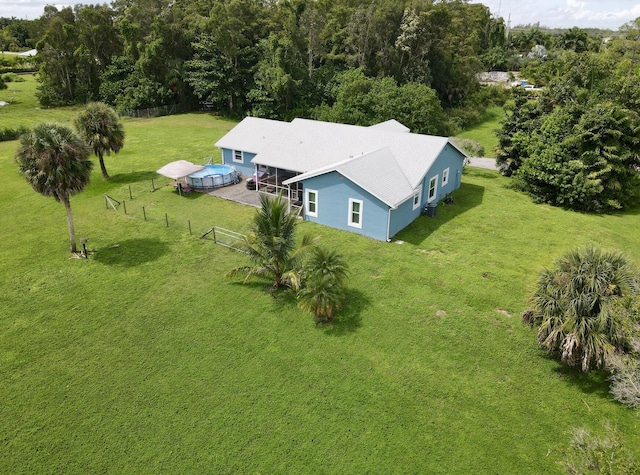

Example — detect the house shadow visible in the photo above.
[397,181,485,245]
[93,238,170,267]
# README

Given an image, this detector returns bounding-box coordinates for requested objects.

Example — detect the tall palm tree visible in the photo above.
[74,102,125,180]
[15,123,93,253]
[533,246,640,372]
[226,193,316,290]
[298,247,349,323]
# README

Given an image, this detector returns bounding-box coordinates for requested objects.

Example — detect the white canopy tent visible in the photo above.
[156,160,204,180]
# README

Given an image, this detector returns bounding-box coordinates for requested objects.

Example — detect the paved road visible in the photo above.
[467,156,498,171]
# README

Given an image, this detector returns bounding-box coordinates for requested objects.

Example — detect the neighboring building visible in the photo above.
[215,117,466,241]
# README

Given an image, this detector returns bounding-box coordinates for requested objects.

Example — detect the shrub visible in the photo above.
[1,72,24,82]
[298,247,349,324]
[450,137,485,157]
[0,126,30,142]
[608,352,640,409]
[529,246,640,372]
[562,424,638,475]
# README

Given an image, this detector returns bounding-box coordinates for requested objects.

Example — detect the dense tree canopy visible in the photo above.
[8,0,640,170]
[496,34,640,211]
[24,0,499,122]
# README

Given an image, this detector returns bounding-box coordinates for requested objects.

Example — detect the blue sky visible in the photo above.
[1,0,639,30]
[469,0,640,30]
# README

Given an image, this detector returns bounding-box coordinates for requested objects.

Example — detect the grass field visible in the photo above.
[0,74,83,127]
[1,78,639,474]
[458,105,504,157]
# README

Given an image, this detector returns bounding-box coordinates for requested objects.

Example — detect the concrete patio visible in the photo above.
[204,180,262,207]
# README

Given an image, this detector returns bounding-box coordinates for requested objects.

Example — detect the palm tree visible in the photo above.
[226,193,316,290]
[532,246,640,372]
[298,247,349,323]
[74,102,125,180]
[15,123,93,253]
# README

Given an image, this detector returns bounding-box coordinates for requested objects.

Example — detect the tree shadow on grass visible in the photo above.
[93,238,170,267]
[230,283,369,335]
[397,181,485,245]
[109,170,158,185]
[544,355,612,400]
[319,288,371,336]
[610,201,640,217]
[85,170,159,198]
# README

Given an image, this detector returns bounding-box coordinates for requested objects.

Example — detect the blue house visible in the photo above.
[215,117,466,241]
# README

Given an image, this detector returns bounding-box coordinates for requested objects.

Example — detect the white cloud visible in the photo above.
[471,0,640,29]
[0,1,81,20]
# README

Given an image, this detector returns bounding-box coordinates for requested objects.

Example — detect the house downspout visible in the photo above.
[386,208,392,242]
[254,164,258,196]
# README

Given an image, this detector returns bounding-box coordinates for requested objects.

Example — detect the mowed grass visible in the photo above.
[0,73,83,127]
[1,100,639,473]
[458,105,504,157]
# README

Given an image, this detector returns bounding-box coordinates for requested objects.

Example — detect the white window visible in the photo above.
[348,199,363,228]
[306,189,318,217]
[427,176,438,202]
[233,150,243,163]
[412,188,422,210]
[442,167,450,186]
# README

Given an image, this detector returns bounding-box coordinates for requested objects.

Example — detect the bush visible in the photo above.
[562,424,638,475]
[608,353,640,409]
[450,137,485,157]
[1,72,25,82]
[528,246,640,372]
[0,126,30,142]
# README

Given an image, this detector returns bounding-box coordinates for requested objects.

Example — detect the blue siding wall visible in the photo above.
[302,172,390,241]
[388,144,465,238]
[220,148,255,177]
[299,145,465,241]
[388,195,419,238]
[422,144,465,204]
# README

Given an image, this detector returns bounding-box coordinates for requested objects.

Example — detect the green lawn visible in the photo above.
[457,105,504,157]
[1,94,639,473]
[0,73,83,127]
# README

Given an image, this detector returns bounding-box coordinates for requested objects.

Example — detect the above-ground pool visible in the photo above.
[186,164,238,190]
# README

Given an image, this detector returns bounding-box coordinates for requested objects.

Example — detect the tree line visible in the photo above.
[3,1,632,136]
[496,19,640,212]
[5,0,509,135]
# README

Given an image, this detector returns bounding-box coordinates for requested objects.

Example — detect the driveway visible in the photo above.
[467,156,498,171]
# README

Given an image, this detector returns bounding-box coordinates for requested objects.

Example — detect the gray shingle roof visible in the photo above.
[368,119,410,133]
[284,147,414,208]
[215,117,465,208]
[214,117,289,154]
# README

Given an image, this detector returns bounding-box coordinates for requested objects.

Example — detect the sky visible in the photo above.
[469,0,640,30]
[1,0,639,30]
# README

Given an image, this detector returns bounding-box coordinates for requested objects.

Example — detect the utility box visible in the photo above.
[423,203,437,218]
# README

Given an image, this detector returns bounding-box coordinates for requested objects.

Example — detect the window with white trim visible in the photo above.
[233,150,243,163]
[427,176,438,202]
[442,167,450,186]
[412,188,422,210]
[306,189,318,217]
[348,198,363,228]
